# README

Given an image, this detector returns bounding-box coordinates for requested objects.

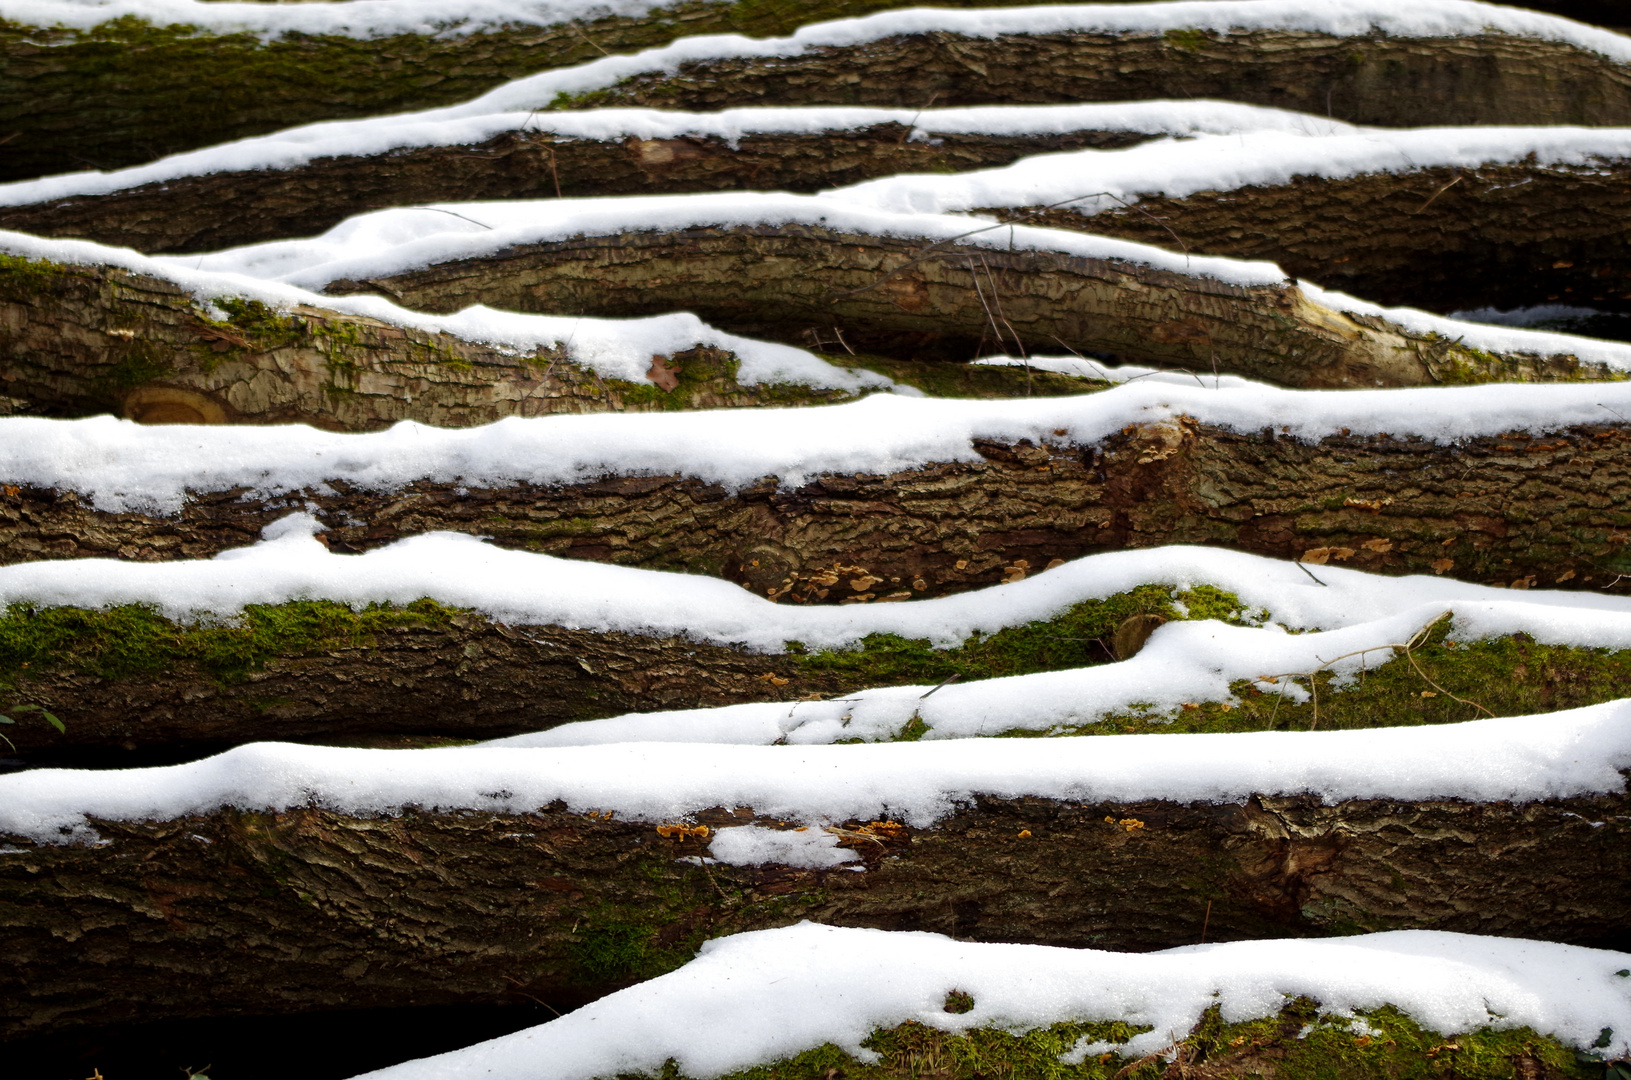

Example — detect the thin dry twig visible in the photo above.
[1413,174,1464,214]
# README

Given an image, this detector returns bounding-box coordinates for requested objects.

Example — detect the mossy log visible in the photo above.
[0,124,1163,255]
[1,789,1626,1039]
[320,222,1610,386]
[0,0,1058,183]
[8,421,1631,594]
[545,28,1631,129]
[1012,159,1631,317]
[0,259,859,428]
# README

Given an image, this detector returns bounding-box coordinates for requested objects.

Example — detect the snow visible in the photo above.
[479,599,1631,746]
[826,125,1631,219]
[3,693,1629,840]
[707,824,858,868]
[9,378,1631,516]
[0,229,885,393]
[2,510,1629,654]
[0,101,1360,210]
[343,923,1631,1079]
[156,191,1284,289]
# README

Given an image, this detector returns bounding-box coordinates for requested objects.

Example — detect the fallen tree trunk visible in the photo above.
[1,790,1625,1039]
[0,0,1057,183]
[0,124,1157,255]
[8,422,1631,593]
[0,259,863,428]
[321,220,1606,385]
[542,28,1631,128]
[1010,160,1631,317]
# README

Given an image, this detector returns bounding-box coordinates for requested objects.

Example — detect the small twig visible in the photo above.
[1294,560,1328,587]
[832,327,856,355]
[1199,900,1212,944]
[546,145,563,199]
[407,206,493,230]
[1600,402,1629,424]
[895,91,939,147]
[919,673,961,700]
[1412,174,1463,215]
[570,20,610,54]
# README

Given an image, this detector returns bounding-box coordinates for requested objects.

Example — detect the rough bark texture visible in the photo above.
[2,789,1626,1039]
[0,125,1156,255]
[0,260,858,428]
[0,0,1056,183]
[8,422,1631,594]
[1009,160,1631,317]
[321,224,1609,387]
[0,612,878,754]
[549,30,1631,128]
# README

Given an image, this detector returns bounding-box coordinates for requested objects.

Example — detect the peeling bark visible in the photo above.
[8,422,1631,595]
[1,789,1625,1039]
[0,261,858,429]
[320,223,1610,386]
[1007,160,1631,317]
[547,29,1631,128]
[0,125,1156,255]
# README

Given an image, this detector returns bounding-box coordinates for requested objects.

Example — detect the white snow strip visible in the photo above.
[707,824,858,868]
[9,379,1631,515]
[3,697,1629,843]
[155,192,1284,289]
[480,600,1631,747]
[3,517,1629,653]
[142,192,1631,368]
[827,125,1631,218]
[0,101,1359,209]
[0,230,885,393]
[344,924,1631,1079]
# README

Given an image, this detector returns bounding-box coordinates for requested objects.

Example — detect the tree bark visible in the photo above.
[0,260,858,429]
[0,0,1055,183]
[8,422,1631,594]
[1,789,1625,1039]
[546,29,1631,128]
[0,125,1157,255]
[1007,160,1631,317]
[321,223,1612,386]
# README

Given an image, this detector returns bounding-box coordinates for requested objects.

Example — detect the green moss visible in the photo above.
[0,253,65,298]
[1163,27,1209,51]
[0,598,459,689]
[615,1000,1597,1080]
[96,341,175,392]
[793,585,1256,685]
[990,625,1631,739]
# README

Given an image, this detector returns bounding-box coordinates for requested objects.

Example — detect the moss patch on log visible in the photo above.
[695,1001,1600,1080]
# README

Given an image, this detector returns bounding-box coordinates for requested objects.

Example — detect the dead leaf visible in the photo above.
[646,355,681,392]
[1301,546,1356,565]
[1431,557,1455,574]
[1361,538,1393,553]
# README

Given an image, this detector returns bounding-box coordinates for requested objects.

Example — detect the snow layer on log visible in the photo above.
[383,0,1631,112]
[4,695,1629,842]
[0,100,1357,210]
[827,124,1631,218]
[480,600,1631,746]
[10,379,1631,515]
[0,230,886,393]
[155,192,1631,368]
[345,923,1631,1079]
[3,515,1628,651]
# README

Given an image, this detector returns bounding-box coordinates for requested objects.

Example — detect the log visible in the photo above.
[1006,159,1631,317]
[7,421,1631,594]
[540,25,1631,128]
[318,216,1612,386]
[0,121,1159,255]
[1,789,1625,1039]
[0,0,1057,182]
[0,257,867,428]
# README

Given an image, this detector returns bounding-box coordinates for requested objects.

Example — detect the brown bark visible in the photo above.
[547,29,1631,128]
[9,422,1631,595]
[1008,160,1631,317]
[0,261,857,429]
[321,223,1609,386]
[2,789,1625,1039]
[0,125,1156,256]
